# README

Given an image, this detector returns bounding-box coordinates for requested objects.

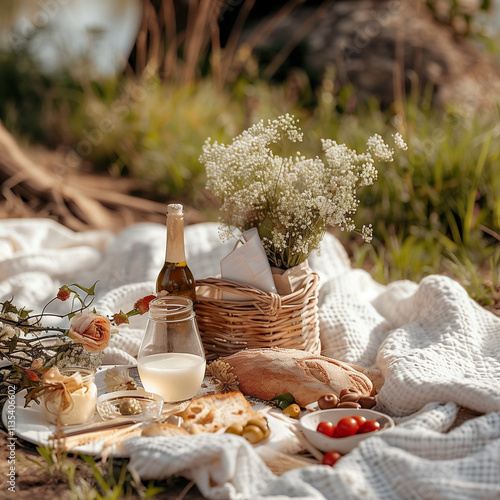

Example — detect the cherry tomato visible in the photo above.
[357,420,381,434]
[333,416,359,438]
[322,450,342,467]
[352,415,367,427]
[316,421,335,437]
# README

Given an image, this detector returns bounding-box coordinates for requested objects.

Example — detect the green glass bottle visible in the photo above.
[156,204,196,302]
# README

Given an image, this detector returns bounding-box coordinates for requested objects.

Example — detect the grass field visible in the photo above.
[0,5,499,497]
[2,54,498,307]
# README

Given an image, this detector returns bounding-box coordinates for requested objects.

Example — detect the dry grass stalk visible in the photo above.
[263,0,331,79]
[62,422,143,452]
[218,0,256,86]
[0,121,169,231]
[261,450,319,475]
[135,0,318,86]
[269,411,324,462]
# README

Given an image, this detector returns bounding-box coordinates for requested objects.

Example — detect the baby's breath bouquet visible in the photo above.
[200,114,407,270]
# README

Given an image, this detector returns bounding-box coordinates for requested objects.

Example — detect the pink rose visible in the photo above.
[68,312,111,353]
[57,286,71,301]
[134,294,156,315]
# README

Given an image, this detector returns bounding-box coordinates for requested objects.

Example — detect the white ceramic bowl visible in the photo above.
[299,408,395,454]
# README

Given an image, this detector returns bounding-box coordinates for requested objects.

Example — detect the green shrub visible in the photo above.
[0,51,498,304]
[307,91,499,302]
[64,76,254,199]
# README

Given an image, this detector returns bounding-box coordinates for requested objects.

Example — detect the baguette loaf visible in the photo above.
[179,391,258,434]
[224,348,373,407]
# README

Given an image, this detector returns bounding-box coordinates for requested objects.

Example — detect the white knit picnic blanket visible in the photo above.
[1,218,499,499]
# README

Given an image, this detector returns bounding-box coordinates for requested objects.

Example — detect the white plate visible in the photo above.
[2,367,117,456]
[2,367,293,457]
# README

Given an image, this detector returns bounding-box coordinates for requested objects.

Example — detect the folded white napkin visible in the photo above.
[126,433,274,499]
[221,227,277,298]
[125,403,500,500]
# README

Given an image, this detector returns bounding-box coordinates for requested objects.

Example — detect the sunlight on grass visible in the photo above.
[0,15,498,306]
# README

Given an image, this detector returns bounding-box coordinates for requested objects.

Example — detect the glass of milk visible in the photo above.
[137,297,206,403]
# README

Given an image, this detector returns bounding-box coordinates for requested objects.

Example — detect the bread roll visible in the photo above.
[141,423,189,437]
[179,391,258,434]
[224,348,373,407]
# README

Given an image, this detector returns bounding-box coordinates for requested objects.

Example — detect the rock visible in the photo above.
[249,0,500,109]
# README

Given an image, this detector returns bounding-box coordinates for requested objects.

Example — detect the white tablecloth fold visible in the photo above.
[1,218,499,499]
[126,403,500,500]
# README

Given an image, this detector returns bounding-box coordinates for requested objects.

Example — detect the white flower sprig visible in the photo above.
[200,114,406,269]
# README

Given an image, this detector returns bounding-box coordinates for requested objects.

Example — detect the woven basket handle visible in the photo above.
[196,278,283,315]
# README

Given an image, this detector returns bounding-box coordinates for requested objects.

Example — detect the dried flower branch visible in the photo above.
[0,283,156,406]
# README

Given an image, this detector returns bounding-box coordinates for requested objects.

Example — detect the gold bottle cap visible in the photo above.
[167,204,183,216]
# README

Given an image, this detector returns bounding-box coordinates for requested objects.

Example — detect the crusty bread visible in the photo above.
[224,348,374,407]
[141,423,189,437]
[179,391,258,434]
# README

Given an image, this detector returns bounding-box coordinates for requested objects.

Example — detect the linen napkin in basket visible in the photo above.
[221,227,277,299]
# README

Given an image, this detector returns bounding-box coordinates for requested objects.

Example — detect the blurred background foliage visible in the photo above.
[0,0,498,306]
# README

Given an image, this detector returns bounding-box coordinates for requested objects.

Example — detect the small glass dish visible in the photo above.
[96,390,164,421]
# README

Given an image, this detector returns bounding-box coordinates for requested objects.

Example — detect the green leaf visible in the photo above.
[272,392,296,410]
[106,486,122,500]
[80,454,108,492]
[8,335,19,353]
[145,485,167,498]
[463,131,492,246]
[117,462,128,489]
[23,452,47,470]
[18,308,33,320]
[64,463,76,484]
[36,445,54,465]
[2,300,19,315]
[24,385,45,407]
[69,281,98,296]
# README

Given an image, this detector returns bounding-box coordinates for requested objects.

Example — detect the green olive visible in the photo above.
[247,417,270,438]
[242,424,265,444]
[119,398,142,415]
[283,403,301,419]
[225,423,244,436]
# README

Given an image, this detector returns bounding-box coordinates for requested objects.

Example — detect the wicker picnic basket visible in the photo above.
[194,272,321,360]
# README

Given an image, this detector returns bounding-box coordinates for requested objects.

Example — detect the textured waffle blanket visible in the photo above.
[1,218,499,499]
